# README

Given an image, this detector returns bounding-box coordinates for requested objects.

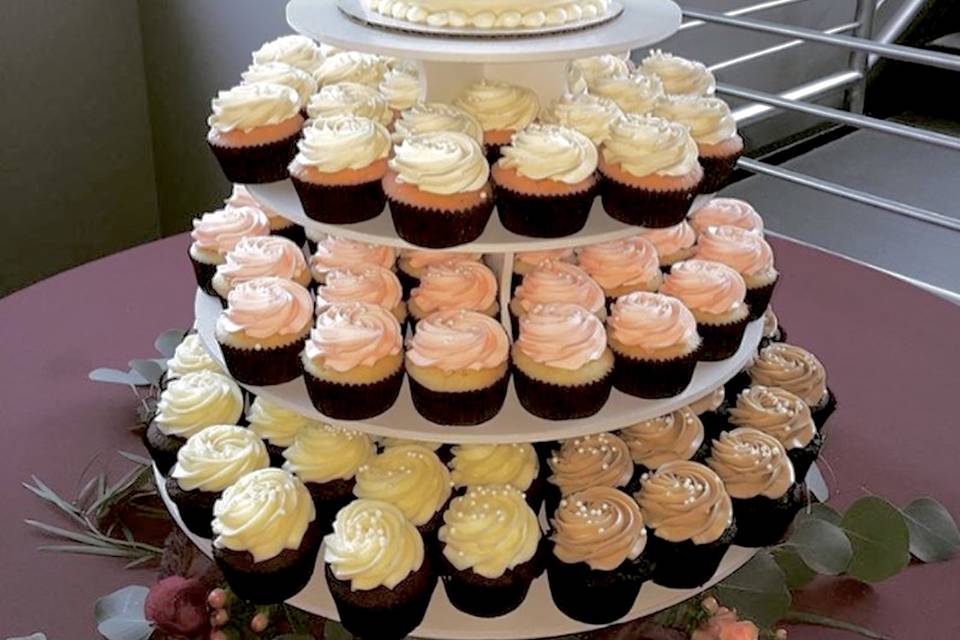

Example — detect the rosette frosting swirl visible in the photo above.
[411,260,498,314]
[241,62,317,110]
[515,248,575,269]
[499,123,597,184]
[548,433,634,495]
[551,486,647,570]
[400,249,482,272]
[450,443,539,492]
[305,302,403,372]
[696,225,776,279]
[728,385,816,450]
[378,69,422,111]
[607,292,700,351]
[568,54,631,92]
[216,236,309,289]
[517,303,607,370]
[247,396,321,448]
[166,334,222,379]
[154,371,243,439]
[690,198,764,234]
[540,93,623,146]
[218,277,313,340]
[406,310,509,372]
[316,266,403,312]
[687,385,725,416]
[213,468,316,562]
[619,407,704,469]
[602,114,699,177]
[748,344,828,407]
[353,445,452,527]
[659,260,746,316]
[310,236,396,279]
[208,83,301,133]
[637,221,697,262]
[313,51,388,88]
[191,207,270,255]
[295,115,391,172]
[252,35,324,74]
[640,50,716,97]
[637,460,733,544]
[578,237,660,290]
[707,428,795,499]
[515,261,605,316]
[224,185,288,228]
[306,82,392,126]
[172,424,269,492]
[454,81,539,132]
[282,422,375,483]
[392,102,484,143]
[655,95,737,145]
[589,73,664,114]
[389,131,490,194]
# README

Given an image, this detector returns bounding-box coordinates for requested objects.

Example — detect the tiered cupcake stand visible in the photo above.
[158,1,827,636]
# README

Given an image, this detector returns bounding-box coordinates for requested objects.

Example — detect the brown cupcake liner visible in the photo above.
[263,442,286,468]
[698,316,749,361]
[811,387,838,433]
[745,277,779,322]
[700,406,733,442]
[218,336,306,386]
[723,368,752,405]
[546,549,654,625]
[732,482,806,547]
[698,149,743,194]
[143,423,185,476]
[388,194,494,248]
[396,269,420,300]
[599,173,700,228]
[408,371,510,426]
[512,365,611,420]
[303,366,404,420]
[647,523,737,589]
[305,478,356,534]
[440,549,543,618]
[189,251,218,296]
[165,476,218,538]
[484,143,505,166]
[208,132,300,184]
[494,182,596,238]
[271,223,306,248]
[612,345,701,399]
[290,174,386,224]
[788,430,824,482]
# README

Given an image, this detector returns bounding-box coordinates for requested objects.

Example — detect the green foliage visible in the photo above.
[783,519,852,575]
[840,497,911,583]
[771,548,816,589]
[714,551,791,628]
[900,497,960,563]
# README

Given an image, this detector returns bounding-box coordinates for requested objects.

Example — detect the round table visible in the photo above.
[2,233,958,639]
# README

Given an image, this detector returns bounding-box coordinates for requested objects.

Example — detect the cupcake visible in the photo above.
[251,35,325,76]
[636,461,735,588]
[511,248,576,292]
[396,249,482,298]
[513,303,614,420]
[211,236,312,303]
[599,114,703,227]
[687,385,729,440]
[384,132,494,248]
[380,437,451,465]
[309,234,396,284]
[405,310,510,426]
[324,500,436,640]
[578,236,662,306]
[224,185,304,246]
[408,260,499,326]
[745,343,835,430]
[241,61,318,116]
[539,93,623,148]
[215,277,313,386]
[707,428,804,547]
[305,82,393,127]
[313,51,388,89]
[547,487,653,624]
[289,115,391,224]
[659,259,749,361]
[606,292,702,398]
[164,333,223,382]
[145,371,244,475]
[696,225,778,321]
[212,468,321,603]
[379,68,422,118]
[546,433,634,512]
[619,407,708,481]
[449,443,544,511]
[510,261,606,336]
[189,207,270,295]
[301,302,404,419]
[655,95,742,193]
[727,385,823,480]
[566,54,631,93]
[207,83,304,184]
[391,102,484,144]
[759,307,787,349]
[246,395,321,466]
[492,124,599,238]
[438,485,542,617]
[282,423,376,531]
[689,198,764,235]
[315,265,408,328]
[640,50,716,97]
[167,424,269,538]
[453,80,539,163]
[636,221,698,273]
[588,73,664,115]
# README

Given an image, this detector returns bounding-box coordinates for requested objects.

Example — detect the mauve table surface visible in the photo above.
[1,233,959,639]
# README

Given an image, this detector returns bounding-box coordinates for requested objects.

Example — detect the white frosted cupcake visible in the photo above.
[313,51,388,89]
[306,82,393,127]
[241,61,317,115]
[589,73,664,115]
[252,35,325,75]
[392,102,484,144]
[449,443,543,509]
[246,395,323,466]
[454,80,539,163]
[378,68,422,117]
[640,50,716,97]
[164,333,223,382]
[566,54,632,93]
[540,93,624,147]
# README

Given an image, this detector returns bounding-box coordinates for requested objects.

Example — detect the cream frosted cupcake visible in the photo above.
[511,248,576,292]
[745,343,835,429]
[492,124,599,238]
[167,424,269,537]
[282,423,376,530]
[637,220,698,272]
[689,198,764,235]
[619,407,708,479]
[578,236,661,305]
[212,468,321,603]
[449,443,543,509]
[316,265,408,328]
[567,54,631,93]
[588,73,664,115]
[207,83,304,183]
[438,485,543,617]
[546,433,634,511]
[211,236,311,303]
[224,184,303,246]
[241,61,318,116]
[391,102,484,144]
[145,370,244,475]
[301,302,404,420]
[408,260,499,325]
[384,131,494,248]
[215,277,313,385]
[289,115,391,224]
[396,249,483,297]
[640,50,716,97]
[659,259,749,361]
[309,235,396,284]
[379,68,422,118]
[313,51,388,89]
[189,206,270,295]
[599,114,703,227]
[164,333,223,382]
[510,261,606,335]
[454,80,539,163]
[655,95,742,193]
[513,303,614,420]
[252,35,325,76]
[405,310,510,426]
[305,82,393,127]
[540,93,624,147]
[696,225,778,321]
[246,395,322,466]
[606,292,702,398]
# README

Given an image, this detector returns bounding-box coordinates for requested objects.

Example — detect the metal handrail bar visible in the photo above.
[846,0,878,113]
[719,82,960,151]
[682,8,960,72]
[708,21,860,73]
[679,0,813,32]
[732,70,861,126]
[737,158,960,232]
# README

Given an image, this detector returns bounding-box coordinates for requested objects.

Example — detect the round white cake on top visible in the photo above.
[362,0,613,30]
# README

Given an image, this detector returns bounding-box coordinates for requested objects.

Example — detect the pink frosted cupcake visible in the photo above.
[453,81,539,164]
[315,266,408,328]
[289,115,391,224]
[492,124,599,238]
[309,235,396,284]
[655,96,742,193]
[408,260,499,326]
[636,221,698,273]
[660,259,749,361]
[577,236,662,308]
[510,261,605,336]
[696,225,778,321]
[689,198,764,235]
[606,292,702,398]
[384,132,494,248]
[302,302,404,419]
[599,114,703,228]
[212,235,312,303]
[225,185,304,246]
[397,249,483,298]
[207,83,304,184]
[511,248,576,292]
[190,207,270,295]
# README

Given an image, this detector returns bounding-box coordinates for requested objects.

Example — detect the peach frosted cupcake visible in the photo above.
[212,235,311,303]
[510,261,606,335]
[396,249,483,298]
[655,95,742,193]
[408,260,499,326]
[639,50,716,97]
[636,220,698,273]
[289,115,391,224]
[588,73,665,115]
[599,114,703,227]
[492,124,599,238]
[241,62,318,117]
[511,248,576,292]
[190,206,270,295]
[454,80,539,163]
[577,236,662,307]
[689,198,764,235]
[305,82,393,128]
[252,35,325,76]
[392,102,484,145]
[309,235,396,284]
[225,185,303,246]
[384,132,494,248]
[696,225,778,321]
[207,83,304,184]
[315,265,408,329]
[660,259,749,361]
[539,93,623,147]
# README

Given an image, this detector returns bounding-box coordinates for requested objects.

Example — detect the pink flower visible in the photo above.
[144,576,211,637]
[691,604,759,640]
[718,621,759,640]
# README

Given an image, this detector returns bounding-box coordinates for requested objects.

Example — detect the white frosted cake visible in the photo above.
[362,0,613,30]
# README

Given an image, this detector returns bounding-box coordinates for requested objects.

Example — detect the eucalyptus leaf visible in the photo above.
[324,620,353,640]
[785,519,852,575]
[714,550,791,628]
[6,634,47,640]
[154,329,186,358]
[840,496,910,583]
[89,368,149,386]
[95,585,153,640]
[773,548,817,589]
[901,497,960,563]
[783,610,891,640]
[128,359,165,386]
[795,502,842,526]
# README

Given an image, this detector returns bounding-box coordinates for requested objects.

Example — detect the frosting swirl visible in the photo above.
[450,443,539,492]
[619,407,704,469]
[215,236,309,291]
[295,115,391,172]
[498,124,597,184]
[410,260,498,314]
[567,54,631,92]
[640,50,716,97]
[218,277,313,340]
[687,385,725,416]
[707,428,794,499]
[191,207,270,255]
[551,486,647,570]
[578,237,660,291]
[389,131,490,194]
[224,185,288,229]
[392,102,484,144]
[305,302,403,372]
[637,461,732,544]
[607,292,700,351]
[282,422,375,483]
[454,81,539,132]
[316,266,403,312]
[378,69,422,111]
[637,221,697,263]
[540,93,623,146]
[659,259,747,316]
[547,433,634,495]
[696,225,776,279]
[310,236,396,279]
[728,385,816,450]
[252,35,324,74]
[166,334,222,379]
[208,83,301,133]
[515,248,575,269]
[306,82,392,127]
[400,249,482,273]
[655,95,737,146]
[246,396,320,448]
[690,198,764,235]
[241,62,317,110]
[516,303,607,370]
[763,307,780,339]
[514,261,605,316]
[406,309,509,372]
[602,114,700,177]
[748,344,828,407]
[589,73,664,114]
[353,445,452,527]
[313,51,388,88]
[172,424,269,492]
[154,371,243,439]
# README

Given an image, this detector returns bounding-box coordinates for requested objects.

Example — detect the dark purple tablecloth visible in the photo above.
[1,233,959,638]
